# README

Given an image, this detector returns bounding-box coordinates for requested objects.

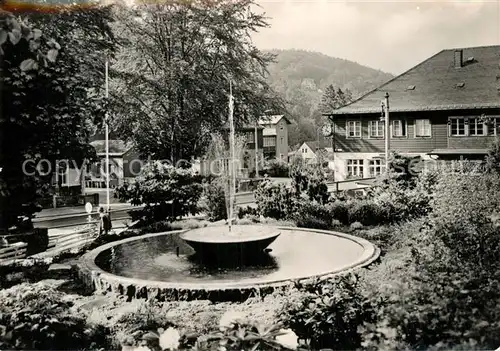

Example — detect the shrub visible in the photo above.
[367,165,439,222]
[116,162,203,223]
[264,159,289,177]
[295,200,332,230]
[296,215,330,230]
[237,206,258,219]
[360,172,500,350]
[201,177,227,222]
[326,200,349,225]
[279,273,379,350]
[0,259,52,289]
[485,136,500,174]
[254,180,295,220]
[330,219,341,228]
[0,283,111,350]
[360,265,500,350]
[296,199,331,224]
[117,304,292,351]
[350,221,363,230]
[348,200,385,226]
[290,162,330,204]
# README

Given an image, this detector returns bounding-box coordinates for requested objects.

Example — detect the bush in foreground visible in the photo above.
[279,273,380,350]
[0,283,111,350]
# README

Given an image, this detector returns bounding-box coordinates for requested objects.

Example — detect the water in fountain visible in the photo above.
[205,132,246,226]
[185,132,281,266]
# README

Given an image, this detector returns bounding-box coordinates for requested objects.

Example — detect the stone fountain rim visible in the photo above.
[179,224,281,244]
[77,225,380,292]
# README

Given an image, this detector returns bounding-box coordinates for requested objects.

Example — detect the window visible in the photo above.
[245,132,254,143]
[346,121,361,138]
[221,159,230,173]
[369,159,385,177]
[415,119,431,137]
[280,154,284,160]
[487,117,498,136]
[263,137,276,147]
[469,118,485,136]
[280,137,283,145]
[347,159,364,177]
[450,117,466,136]
[392,120,407,137]
[95,161,101,177]
[369,121,384,138]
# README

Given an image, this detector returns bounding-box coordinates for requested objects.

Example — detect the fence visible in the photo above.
[39,193,99,209]
[0,242,28,265]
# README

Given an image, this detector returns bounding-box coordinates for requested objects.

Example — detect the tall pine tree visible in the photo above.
[319,84,353,113]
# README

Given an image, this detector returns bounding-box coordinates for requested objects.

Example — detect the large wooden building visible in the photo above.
[326,45,500,181]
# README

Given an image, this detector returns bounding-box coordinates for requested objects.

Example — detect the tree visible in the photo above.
[319,84,353,114]
[109,0,285,163]
[115,162,203,223]
[485,137,500,174]
[0,7,115,232]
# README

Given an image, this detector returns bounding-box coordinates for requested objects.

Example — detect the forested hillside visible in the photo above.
[265,49,394,146]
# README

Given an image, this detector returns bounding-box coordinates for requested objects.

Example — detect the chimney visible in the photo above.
[454,49,463,68]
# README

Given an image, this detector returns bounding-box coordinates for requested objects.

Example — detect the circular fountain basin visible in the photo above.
[78,225,379,301]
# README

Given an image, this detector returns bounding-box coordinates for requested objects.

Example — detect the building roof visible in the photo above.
[303,140,331,151]
[90,140,133,156]
[221,121,264,130]
[258,115,292,125]
[328,45,500,115]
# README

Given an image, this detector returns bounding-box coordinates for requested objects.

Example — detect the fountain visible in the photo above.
[180,80,280,266]
[77,81,380,302]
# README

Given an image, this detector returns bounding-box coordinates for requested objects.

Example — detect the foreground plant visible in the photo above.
[121,309,297,351]
[279,273,380,350]
[0,283,110,350]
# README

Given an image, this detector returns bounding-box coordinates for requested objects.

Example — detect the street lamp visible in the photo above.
[380,92,390,173]
[105,58,110,213]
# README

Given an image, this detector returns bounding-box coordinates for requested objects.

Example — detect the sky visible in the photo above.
[251,0,500,74]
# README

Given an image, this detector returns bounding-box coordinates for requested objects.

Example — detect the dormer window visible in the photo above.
[456,82,465,88]
[407,85,416,90]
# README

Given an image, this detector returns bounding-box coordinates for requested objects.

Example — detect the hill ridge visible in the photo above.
[263,48,394,145]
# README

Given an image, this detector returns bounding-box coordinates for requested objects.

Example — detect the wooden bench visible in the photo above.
[0,242,28,265]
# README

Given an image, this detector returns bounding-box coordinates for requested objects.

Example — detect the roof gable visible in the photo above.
[90,140,133,155]
[258,115,292,125]
[303,140,330,150]
[330,45,500,114]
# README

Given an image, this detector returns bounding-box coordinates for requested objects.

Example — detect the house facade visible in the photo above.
[327,45,500,181]
[86,137,144,188]
[258,115,291,161]
[293,141,331,164]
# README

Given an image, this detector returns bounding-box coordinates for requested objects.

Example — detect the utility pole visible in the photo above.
[228,80,235,231]
[105,59,110,212]
[381,92,390,173]
[254,122,258,178]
